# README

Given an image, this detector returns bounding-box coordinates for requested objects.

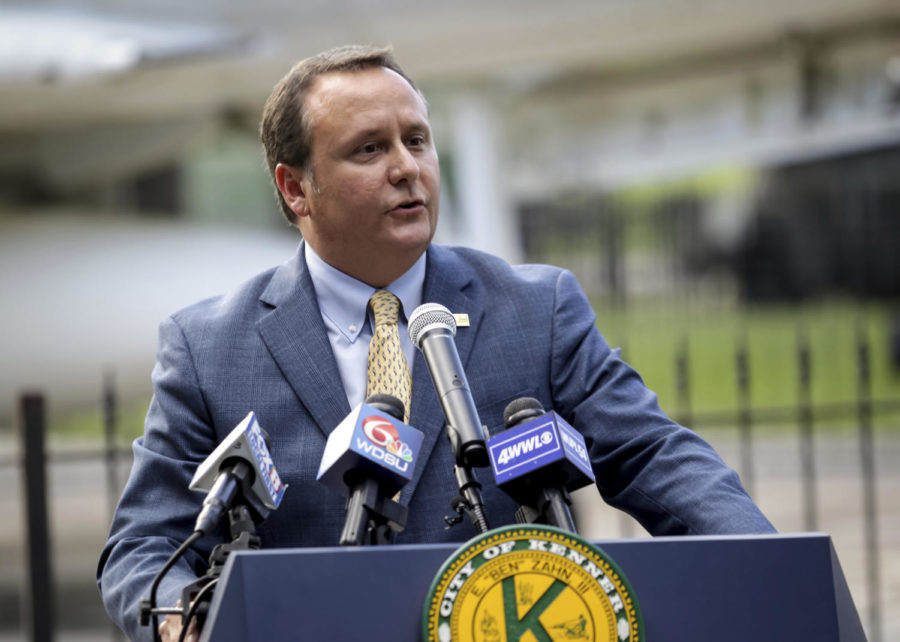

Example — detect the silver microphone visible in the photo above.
[408,303,489,468]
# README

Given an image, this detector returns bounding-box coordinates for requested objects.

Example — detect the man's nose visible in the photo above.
[389,145,420,184]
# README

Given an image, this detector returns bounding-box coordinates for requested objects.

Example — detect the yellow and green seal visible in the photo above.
[423,525,643,642]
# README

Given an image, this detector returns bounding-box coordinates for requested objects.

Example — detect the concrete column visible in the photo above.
[449,94,522,264]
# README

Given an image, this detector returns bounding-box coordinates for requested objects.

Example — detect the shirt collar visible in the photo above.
[304,243,426,342]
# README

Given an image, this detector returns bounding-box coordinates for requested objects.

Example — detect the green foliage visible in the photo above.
[49,398,148,443]
[46,301,900,441]
[595,299,900,429]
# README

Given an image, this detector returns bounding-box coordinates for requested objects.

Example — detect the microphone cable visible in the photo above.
[177,577,219,642]
[143,529,204,642]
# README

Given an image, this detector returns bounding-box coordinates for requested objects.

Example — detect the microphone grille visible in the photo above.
[503,397,544,428]
[408,302,456,348]
[365,394,405,421]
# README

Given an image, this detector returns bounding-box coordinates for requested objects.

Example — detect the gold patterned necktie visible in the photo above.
[366,289,412,422]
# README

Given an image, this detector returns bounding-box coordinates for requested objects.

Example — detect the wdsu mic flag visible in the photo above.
[317,403,425,497]
[487,411,595,490]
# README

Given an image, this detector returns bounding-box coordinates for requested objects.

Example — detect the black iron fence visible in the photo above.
[3,324,898,642]
[520,146,900,308]
[658,321,896,642]
[515,154,900,642]
[4,384,130,642]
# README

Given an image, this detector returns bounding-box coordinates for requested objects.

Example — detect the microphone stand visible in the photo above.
[442,426,490,535]
[515,486,578,534]
[497,397,579,534]
[177,505,261,633]
[447,464,490,534]
[339,476,408,546]
[337,394,412,546]
[139,504,261,642]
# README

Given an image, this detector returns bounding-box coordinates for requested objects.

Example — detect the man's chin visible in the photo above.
[387,222,436,251]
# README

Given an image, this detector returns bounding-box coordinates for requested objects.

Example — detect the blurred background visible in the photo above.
[1,0,899,640]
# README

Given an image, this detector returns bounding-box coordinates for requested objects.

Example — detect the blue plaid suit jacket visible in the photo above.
[98,242,773,640]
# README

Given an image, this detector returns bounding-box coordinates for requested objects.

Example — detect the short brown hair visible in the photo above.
[259,44,420,224]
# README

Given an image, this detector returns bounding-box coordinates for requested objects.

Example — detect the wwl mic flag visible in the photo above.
[487,411,595,490]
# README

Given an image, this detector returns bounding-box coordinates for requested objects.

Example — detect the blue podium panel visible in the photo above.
[201,533,865,642]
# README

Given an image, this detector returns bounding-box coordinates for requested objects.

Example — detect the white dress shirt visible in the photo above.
[303,242,426,409]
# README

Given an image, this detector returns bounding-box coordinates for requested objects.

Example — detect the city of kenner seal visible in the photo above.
[423,525,643,642]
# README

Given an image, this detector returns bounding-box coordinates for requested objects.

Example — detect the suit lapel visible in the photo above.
[256,243,489,504]
[401,245,485,503]
[257,244,350,438]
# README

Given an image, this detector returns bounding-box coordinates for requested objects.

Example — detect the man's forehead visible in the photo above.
[305,67,424,114]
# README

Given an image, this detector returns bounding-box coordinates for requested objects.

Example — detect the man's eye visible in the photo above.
[408,135,426,147]
[359,142,380,154]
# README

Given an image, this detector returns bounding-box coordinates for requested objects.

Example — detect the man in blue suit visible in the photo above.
[98,45,774,641]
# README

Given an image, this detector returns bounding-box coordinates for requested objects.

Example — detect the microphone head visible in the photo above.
[408,302,456,349]
[503,397,545,429]
[365,394,405,422]
[189,411,286,516]
[318,403,425,498]
[487,410,595,495]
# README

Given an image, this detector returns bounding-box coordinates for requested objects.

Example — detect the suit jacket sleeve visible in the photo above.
[547,268,774,534]
[97,314,222,642]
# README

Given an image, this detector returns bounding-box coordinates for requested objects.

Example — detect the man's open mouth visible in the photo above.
[395,199,424,211]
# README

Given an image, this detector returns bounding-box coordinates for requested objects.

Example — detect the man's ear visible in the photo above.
[275,163,311,218]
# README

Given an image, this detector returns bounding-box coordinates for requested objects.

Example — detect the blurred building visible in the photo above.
[2,0,900,415]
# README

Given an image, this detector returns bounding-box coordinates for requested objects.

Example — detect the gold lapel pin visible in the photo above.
[453,313,470,327]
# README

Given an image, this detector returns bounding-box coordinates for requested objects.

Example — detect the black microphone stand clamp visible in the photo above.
[339,477,409,546]
[443,456,490,535]
[442,418,483,530]
[178,504,261,632]
[138,504,261,641]
[513,486,577,533]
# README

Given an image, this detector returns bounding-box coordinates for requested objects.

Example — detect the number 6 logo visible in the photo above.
[363,416,400,448]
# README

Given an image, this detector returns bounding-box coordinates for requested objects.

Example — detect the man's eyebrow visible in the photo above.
[336,127,385,148]
[350,128,383,139]
[345,120,430,141]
